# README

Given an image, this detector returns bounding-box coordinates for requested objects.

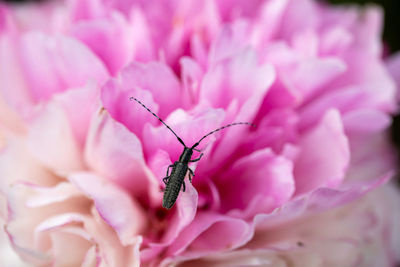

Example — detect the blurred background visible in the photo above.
[2,0,400,163]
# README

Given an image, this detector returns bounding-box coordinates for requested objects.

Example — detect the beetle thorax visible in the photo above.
[179,147,193,163]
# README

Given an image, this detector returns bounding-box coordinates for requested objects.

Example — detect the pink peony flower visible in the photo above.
[0,0,400,266]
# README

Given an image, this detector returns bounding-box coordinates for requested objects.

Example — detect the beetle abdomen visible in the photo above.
[162,162,188,209]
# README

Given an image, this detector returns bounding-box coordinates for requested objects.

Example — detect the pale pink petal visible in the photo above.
[25,182,82,207]
[68,172,146,246]
[41,225,93,266]
[342,109,391,133]
[0,8,34,117]
[0,136,57,189]
[84,110,156,198]
[254,173,391,229]
[5,182,91,264]
[27,102,84,172]
[0,217,29,267]
[346,131,396,182]
[53,82,100,148]
[294,109,350,195]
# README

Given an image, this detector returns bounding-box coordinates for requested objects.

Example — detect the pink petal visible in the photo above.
[71,10,147,75]
[294,109,350,195]
[84,110,156,199]
[142,107,225,164]
[200,47,275,168]
[120,62,182,118]
[101,77,160,138]
[278,0,319,39]
[299,86,367,130]
[19,32,109,101]
[68,0,107,21]
[142,182,199,261]
[180,57,204,106]
[166,212,251,256]
[201,47,275,112]
[165,182,198,241]
[282,57,347,101]
[218,148,294,217]
[69,172,146,246]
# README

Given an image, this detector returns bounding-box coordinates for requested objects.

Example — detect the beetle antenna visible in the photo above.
[129,97,186,147]
[191,122,255,149]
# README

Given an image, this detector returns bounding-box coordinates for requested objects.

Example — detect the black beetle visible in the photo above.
[129,97,254,209]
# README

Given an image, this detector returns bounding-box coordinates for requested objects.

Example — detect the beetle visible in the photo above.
[129,97,255,209]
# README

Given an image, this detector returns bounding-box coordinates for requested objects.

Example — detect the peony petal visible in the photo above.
[218,148,294,218]
[0,136,57,189]
[52,82,100,148]
[19,32,109,101]
[342,108,391,133]
[25,182,83,208]
[0,7,34,120]
[84,109,156,199]
[101,76,160,138]
[201,47,275,112]
[68,172,145,246]
[120,62,183,118]
[71,8,155,75]
[254,172,391,229]
[386,51,400,101]
[27,101,84,172]
[166,212,251,256]
[142,107,225,165]
[294,109,350,195]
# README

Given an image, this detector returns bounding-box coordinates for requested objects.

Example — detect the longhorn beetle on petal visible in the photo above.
[129,97,255,209]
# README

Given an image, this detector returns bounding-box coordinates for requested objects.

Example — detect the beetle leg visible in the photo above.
[162,176,169,185]
[190,153,203,162]
[182,181,186,192]
[162,164,174,185]
[188,168,194,183]
[193,148,201,152]
[166,164,174,176]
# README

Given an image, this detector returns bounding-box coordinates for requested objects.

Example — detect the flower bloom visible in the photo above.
[0,0,400,266]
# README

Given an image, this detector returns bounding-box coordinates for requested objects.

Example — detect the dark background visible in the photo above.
[2,0,400,158]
